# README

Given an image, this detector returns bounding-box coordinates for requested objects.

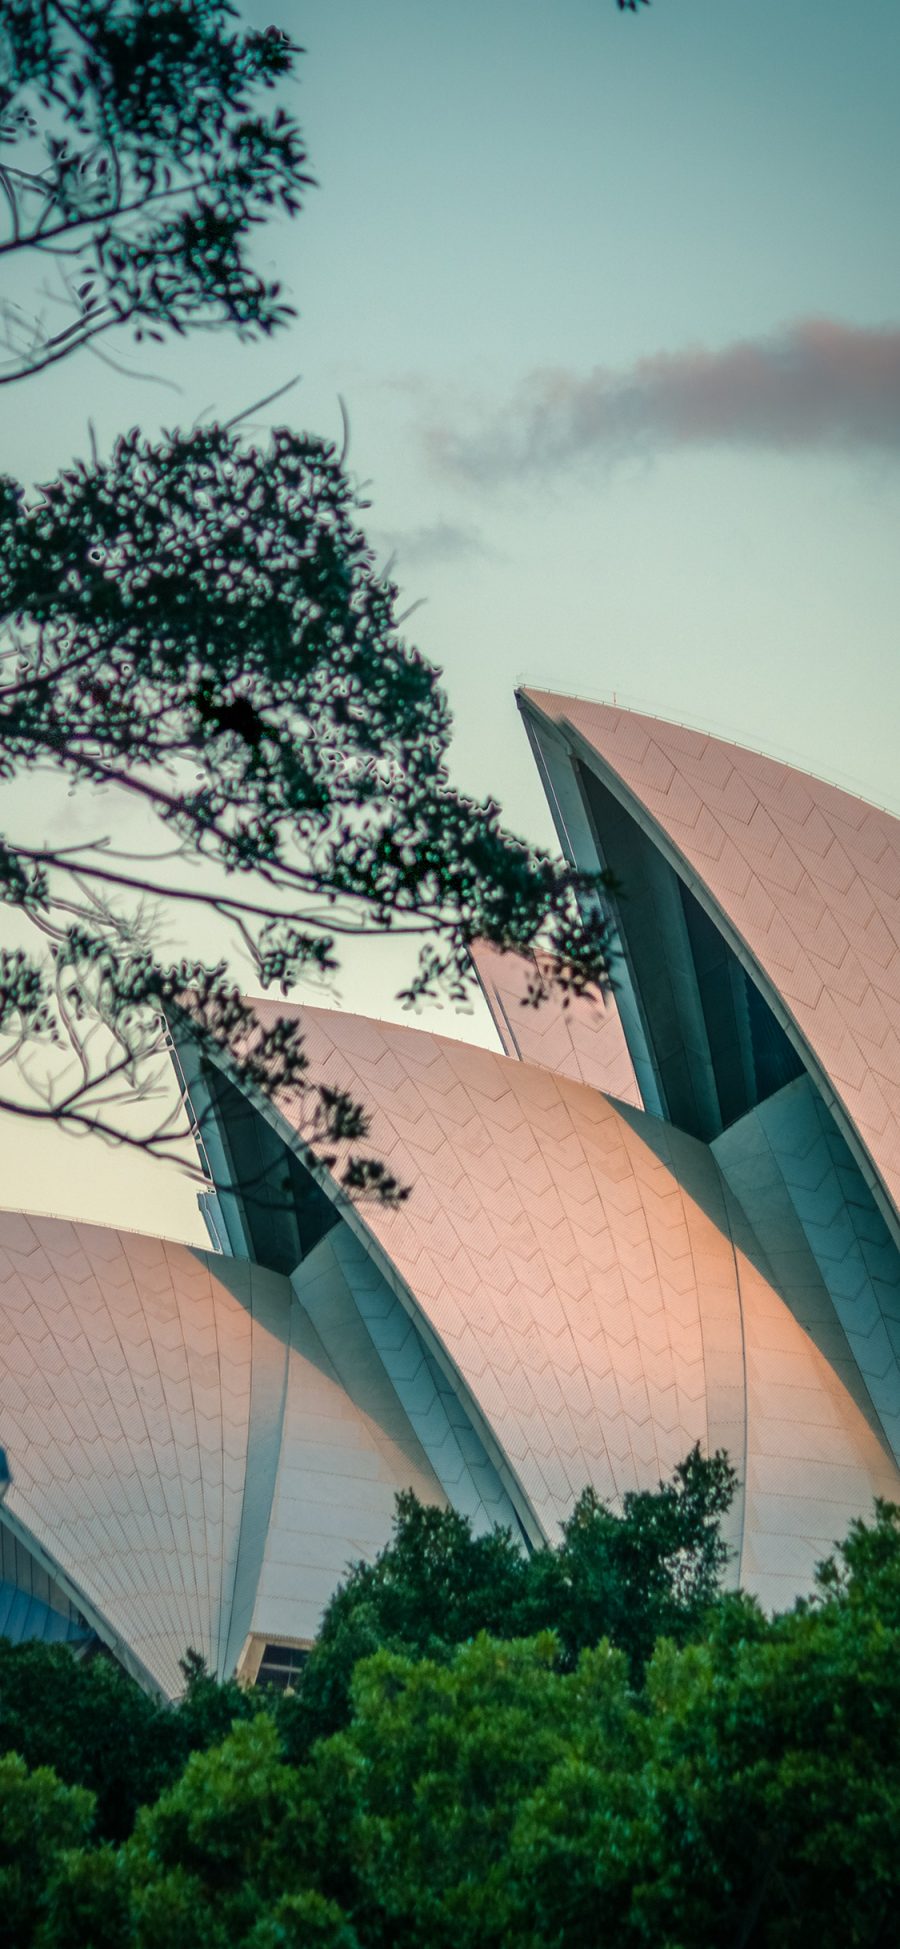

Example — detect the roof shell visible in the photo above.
[210,1001,900,1604]
[0,1214,444,1696]
[469,941,640,1105]
[521,690,900,1240]
[220,1000,723,1535]
[0,1213,257,1693]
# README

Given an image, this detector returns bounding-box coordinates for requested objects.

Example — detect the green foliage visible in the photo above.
[815,1494,900,1623]
[0,1749,93,1947]
[245,1893,360,1949]
[295,1448,737,1746]
[0,1642,176,1842]
[0,1640,264,1844]
[8,1491,900,1946]
[0,0,310,384]
[0,415,614,1165]
[124,1717,312,1947]
[506,1573,900,1948]
[173,1646,260,1755]
[304,1502,900,1947]
[296,1495,527,1732]
[313,1634,637,1949]
[538,1442,738,1677]
[39,1843,132,1949]
[44,1719,360,1947]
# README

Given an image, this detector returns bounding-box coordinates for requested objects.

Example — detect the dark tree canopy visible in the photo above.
[0,413,614,1180]
[0,0,651,389]
[0,1451,736,1838]
[290,1446,737,1746]
[7,1489,900,1949]
[0,0,310,384]
[0,1,620,1186]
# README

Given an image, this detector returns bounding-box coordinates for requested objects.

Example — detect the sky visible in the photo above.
[2,0,899,1239]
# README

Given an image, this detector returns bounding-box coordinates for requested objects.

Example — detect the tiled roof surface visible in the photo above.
[240,1002,900,1592]
[243,1003,721,1534]
[250,1266,447,1649]
[293,1225,519,1539]
[727,1204,900,1612]
[469,942,641,1106]
[0,1213,258,1695]
[523,692,900,1232]
[0,1213,475,1694]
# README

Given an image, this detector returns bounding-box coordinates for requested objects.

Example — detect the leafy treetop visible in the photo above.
[0,415,615,1182]
[0,0,642,1181]
[7,1491,900,1948]
[0,0,310,383]
[284,1445,738,1747]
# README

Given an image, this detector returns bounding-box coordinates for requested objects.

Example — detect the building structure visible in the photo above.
[0,698,898,1696]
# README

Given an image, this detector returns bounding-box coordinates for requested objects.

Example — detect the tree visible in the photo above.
[0,1749,94,1948]
[530,1442,738,1679]
[0,0,650,390]
[0,1640,173,1842]
[293,1500,900,1949]
[0,412,614,1182]
[42,1716,358,1949]
[0,3,616,1188]
[311,1634,638,1949]
[0,1639,259,1841]
[0,0,310,386]
[13,1495,900,1949]
[288,1449,737,1749]
[504,1520,900,1949]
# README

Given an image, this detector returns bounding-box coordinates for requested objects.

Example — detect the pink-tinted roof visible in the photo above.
[0,1214,256,1693]
[231,1001,900,1594]
[469,942,641,1106]
[239,1002,720,1536]
[522,690,900,1236]
[0,1216,437,1695]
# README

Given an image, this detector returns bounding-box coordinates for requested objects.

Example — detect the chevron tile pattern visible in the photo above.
[735,1077,900,1462]
[523,691,900,1231]
[233,1000,900,1598]
[0,1214,260,1694]
[0,1216,454,1694]
[249,1001,721,1536]
[469,941,641,1106]
[247,1282,447,1648]
[734,1233,899,1613]
[293,1226,520,1536]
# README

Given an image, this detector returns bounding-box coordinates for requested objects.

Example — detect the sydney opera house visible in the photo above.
[1,692,899,1698]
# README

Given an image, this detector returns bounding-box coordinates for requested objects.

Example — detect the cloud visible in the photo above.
[427,320,900,482]
[371,520,489,569]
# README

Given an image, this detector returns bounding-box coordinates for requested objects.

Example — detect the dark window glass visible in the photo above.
[257,1643,309,1692]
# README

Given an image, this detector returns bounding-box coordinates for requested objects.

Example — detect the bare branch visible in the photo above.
[222,373,302,432]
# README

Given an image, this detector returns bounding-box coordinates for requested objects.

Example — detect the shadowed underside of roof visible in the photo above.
[0,1522,90,1647]
[190,1000,900,1611]
[519,689,900,1245]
